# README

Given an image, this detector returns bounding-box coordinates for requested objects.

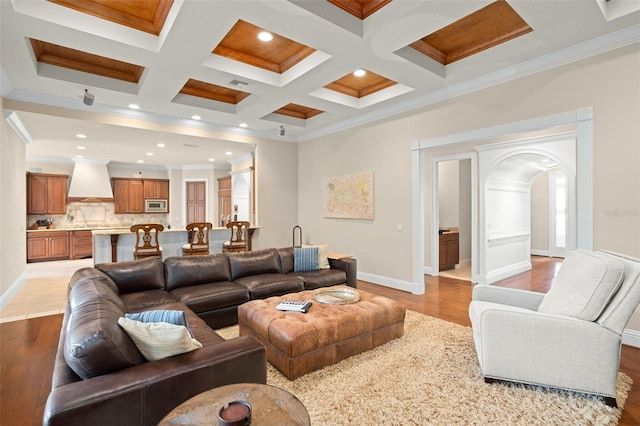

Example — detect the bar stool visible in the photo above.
[222,221,250,253]
[182,222,212,256]
[130,223,164,260]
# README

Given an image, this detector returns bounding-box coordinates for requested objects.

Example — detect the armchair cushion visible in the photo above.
[538,250,624,321]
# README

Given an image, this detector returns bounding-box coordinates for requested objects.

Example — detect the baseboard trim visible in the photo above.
[622,328,640,348]
[0,270,27,311]
[531,249,550,256]
[484,260,531,285]
[358,271,422,294]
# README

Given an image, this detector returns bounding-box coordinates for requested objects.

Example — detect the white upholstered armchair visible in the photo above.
[469,250,640,407]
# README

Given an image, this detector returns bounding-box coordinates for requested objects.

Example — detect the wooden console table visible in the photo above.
[159,383,310,425]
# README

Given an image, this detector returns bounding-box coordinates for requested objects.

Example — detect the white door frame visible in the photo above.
[411,107,593,294]
[548,171,569,258]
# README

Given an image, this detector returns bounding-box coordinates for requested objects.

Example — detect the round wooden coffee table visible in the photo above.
[159,383,310,425]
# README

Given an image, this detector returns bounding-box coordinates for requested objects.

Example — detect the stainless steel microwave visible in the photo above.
[145,199,168,213]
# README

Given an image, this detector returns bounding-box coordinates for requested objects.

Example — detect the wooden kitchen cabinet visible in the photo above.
[439,232,459,271]
[70,230,93,260]
[218,176,231,221]
[27,230,69,262]
[112,178,144,214]
[143,179,169,200]
[27,173,68,215]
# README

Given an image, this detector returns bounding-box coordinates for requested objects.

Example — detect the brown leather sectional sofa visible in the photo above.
[43,247,357,426]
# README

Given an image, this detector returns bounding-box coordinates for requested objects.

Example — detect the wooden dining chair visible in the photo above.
[130,223,164,260]
[182,222,213,256]
[222,221,251,253]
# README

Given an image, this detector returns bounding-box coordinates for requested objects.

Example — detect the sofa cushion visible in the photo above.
[96,257,165,294]
[228,248,281,280]
[294,246,319,272]
[234,274,304,299]
[294,269,348,290]
[117,317,202,361]
[68,270,126,313]
[64,296,145,379]
[538,249,625,321]
[164,253,232,291]
[170,281,250,313]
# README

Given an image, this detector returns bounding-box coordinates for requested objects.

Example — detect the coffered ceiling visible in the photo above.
[1,0,639,167]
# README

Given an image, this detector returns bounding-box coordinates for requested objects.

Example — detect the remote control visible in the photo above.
[276,300,313,313]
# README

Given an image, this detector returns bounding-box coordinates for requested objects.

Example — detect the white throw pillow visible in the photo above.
[538,250,624,321]
[118,317,202,361]
[304,244,330,269]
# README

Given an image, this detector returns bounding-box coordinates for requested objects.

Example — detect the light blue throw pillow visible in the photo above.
[294,247,319,272]
[125,310,193,337]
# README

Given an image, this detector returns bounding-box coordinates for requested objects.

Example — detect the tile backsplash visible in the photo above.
[28,202,170,229]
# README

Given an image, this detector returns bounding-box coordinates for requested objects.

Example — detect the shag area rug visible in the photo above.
[217,310,631,425]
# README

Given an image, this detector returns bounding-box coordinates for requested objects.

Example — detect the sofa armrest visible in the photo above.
[470,301,622,397]
[471,284,545,311]
[329,257,357,288]
[44,336,266,426]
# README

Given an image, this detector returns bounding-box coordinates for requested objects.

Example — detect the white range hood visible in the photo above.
[67,159,114,202]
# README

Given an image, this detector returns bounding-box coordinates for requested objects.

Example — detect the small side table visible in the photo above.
[159,383,310,425]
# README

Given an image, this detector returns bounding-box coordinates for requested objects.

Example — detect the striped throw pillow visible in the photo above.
[294,247,319,272]
[125,310,193,337]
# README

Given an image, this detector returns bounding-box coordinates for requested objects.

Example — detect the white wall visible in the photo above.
[0,99,27,308]
[298,44,639,329]
[531,171,550,254]
[438,160,459,229]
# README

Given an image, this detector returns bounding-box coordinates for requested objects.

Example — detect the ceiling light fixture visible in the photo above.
[208,158,215,162]
[191,115,201,120]
[157,143,165,148]
[239,122,248,128]
[83,89,94,106]
[128,103,140,110]
[353,69,366,77]
[146,152,154,156]
[137,160,144,163]
[76,133,87,139]
[257,31,273,42]
[76,146,85,150]
[225,151,232,155]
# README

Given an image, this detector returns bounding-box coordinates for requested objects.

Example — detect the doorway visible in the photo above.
[411,107,594,294]
[185,180,207,224]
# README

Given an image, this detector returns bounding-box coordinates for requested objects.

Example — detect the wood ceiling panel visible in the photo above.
[273,103,324,120]
[410,0,532,65]
[212,20,315,74]
[30,39,145,83]
[325,69,396,98]
[327,0,392,20]
[179,79,250,104]
[48,0,173,35]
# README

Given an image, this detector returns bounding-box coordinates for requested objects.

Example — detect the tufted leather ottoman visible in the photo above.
[238,286,406,380]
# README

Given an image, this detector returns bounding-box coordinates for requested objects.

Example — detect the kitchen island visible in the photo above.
[92,226,257,264]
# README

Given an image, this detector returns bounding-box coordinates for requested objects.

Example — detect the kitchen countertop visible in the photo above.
[27,225,259,234]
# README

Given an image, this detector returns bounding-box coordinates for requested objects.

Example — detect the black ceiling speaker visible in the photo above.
[83,89,94,106]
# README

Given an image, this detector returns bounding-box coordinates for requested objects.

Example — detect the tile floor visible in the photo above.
[438,265,472,281]
[0,259,93,323]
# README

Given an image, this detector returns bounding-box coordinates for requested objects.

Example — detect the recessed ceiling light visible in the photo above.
[257,31,273,42]
[128,103,140,110]
[157,143,165,148]
[75,155,83,158]
[208,158,215,162]
[353,69,366,77]
[191,115,201,120]
[76,146,85,150]
[239,122,248,128]
[146,152,154,156]
[76,133,87,139]
[137,160,144,163]
[225,151,233,155]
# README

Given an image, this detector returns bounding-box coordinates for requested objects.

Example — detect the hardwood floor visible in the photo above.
[1,256,638,425]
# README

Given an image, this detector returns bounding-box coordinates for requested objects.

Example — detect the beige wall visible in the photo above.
[299,45,639,327]
[0,99,27,304]
[530,171,550,253]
